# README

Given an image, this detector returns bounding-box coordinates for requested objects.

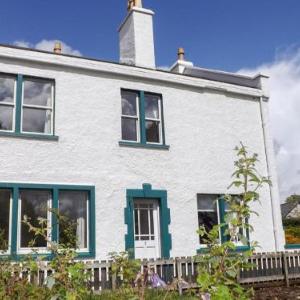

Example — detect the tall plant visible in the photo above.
[197,143,271,300]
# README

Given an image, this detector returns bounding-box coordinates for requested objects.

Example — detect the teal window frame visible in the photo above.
[0,182,95,260]
[124,184,172,259]
[197,195,250,254]
[0,72,58,141]
[119,89,169,150]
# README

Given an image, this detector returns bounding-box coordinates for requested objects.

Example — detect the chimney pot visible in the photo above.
[54,42,62,54]
[178,48,185,61]
[127,0,143,11]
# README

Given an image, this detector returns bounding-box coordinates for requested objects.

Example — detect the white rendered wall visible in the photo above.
[0,57,284,259]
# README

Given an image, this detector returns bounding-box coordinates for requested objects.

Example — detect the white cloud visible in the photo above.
[13,39,82,56]
[239,47,300,201]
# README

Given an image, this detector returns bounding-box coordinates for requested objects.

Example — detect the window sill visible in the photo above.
[119,141,170,150]
[0,131,59,141]
[197,245,250,254]
[2,251,95,261]
[285,244,300,249]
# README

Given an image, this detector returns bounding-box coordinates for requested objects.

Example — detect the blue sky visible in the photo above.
[1,1,300,199]
[0,0,300,71]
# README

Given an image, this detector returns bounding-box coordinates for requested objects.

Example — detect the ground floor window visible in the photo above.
[59,190,89,250]
[0,183,95,258]
[197,194,249,250]
[0,190,12,253]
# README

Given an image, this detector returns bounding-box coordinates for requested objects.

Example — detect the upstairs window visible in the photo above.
[0,73,55,137]
[121,91,139,142]
[22,78,54,134]
[0,75,16,132]
[120,89,166,147]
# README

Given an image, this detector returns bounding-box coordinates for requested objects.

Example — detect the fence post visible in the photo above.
[283,252,290,287]
[112,272,117,290]
[176,258,183,295]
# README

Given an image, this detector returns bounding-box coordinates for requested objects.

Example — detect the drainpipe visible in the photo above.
[257,74,284,251]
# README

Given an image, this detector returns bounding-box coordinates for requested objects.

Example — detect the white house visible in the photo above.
[0,1,285,260]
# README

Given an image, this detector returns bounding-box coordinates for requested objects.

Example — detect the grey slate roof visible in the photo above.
[281,202,298,219]
[183,66,262,89]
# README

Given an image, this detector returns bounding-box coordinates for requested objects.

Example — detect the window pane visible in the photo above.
[0,76,15,103]
[22,108,52,133]
[20,190,50,248]
[122,91,137,116]
[122,118,137,141]
[0,106,13,131]
[198,211,218,244]
[23,79,52,107]
[0,190,11,251]
[139,209,149,236]
[59,191,88,249]
[145,94,160,119]
[197,194,218,210]
[134,209,139,237]
[146,120,160,143]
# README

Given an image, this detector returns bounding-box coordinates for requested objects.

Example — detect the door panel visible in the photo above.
[134,199,160,259]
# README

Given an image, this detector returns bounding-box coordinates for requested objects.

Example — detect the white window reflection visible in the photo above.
[121,91,139,142]
[0,75,15,131]
[144,94,162,144]
[22,78,54,134]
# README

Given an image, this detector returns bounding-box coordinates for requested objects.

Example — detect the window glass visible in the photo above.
[0,190,11,252]
[0,75,15,132]
[20,190,50,248]
[23,80,52,107]
[145,93,161,143]
[22,78,53,134]
[197,194,219,245]
[122,91,137,116]
[122,118,138,141]
[146,120,160,143]
[22,108,52,134]
[121,91,139,142]
[0,106,13,131]
[59,191,88,250]
[145,94,159,119]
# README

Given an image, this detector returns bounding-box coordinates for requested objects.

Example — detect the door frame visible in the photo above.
[124,184,172,259]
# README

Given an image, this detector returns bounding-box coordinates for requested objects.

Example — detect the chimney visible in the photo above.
[170,48,194,74]
[119,0,155,69]
[54,42,62,54]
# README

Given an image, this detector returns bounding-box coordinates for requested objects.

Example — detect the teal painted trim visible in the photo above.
[285,244,300,249]
[160,94,166,145]
[139,91,146,144]
[15,74,23,133]
[218,197,228,244]
[0,131,59,141]
[11,187,19,259]
[124,183,172,259]
[88,187,96,258]
[0,183,95,260]
[119,141,170,150]
[52,188,59,243]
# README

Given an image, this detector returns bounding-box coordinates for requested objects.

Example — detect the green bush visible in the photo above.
[283,218,300,227]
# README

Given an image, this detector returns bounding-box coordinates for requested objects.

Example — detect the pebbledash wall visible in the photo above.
[0,45,285,259]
